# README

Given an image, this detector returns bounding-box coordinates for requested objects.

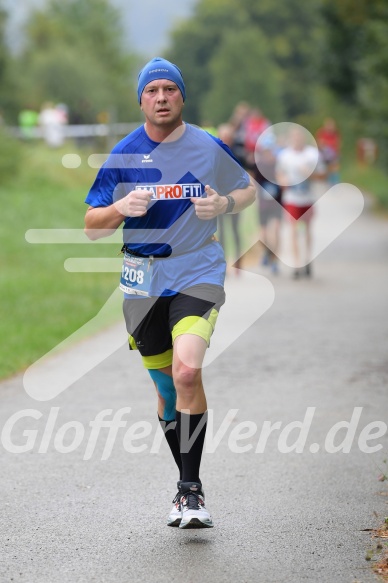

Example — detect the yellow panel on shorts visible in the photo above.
[128,335,173,369]
[171,309,219,346]
[128,335,137,350]
[142,349,173,370]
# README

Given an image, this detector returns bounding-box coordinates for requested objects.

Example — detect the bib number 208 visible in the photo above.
[119,251,153,296]
[121,266,144,285]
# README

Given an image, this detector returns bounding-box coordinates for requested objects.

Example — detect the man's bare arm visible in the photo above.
[84,205,125,240]
[84,189,153,240]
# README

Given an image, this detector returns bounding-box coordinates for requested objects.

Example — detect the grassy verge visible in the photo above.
[341,160,388,212]
[0,142,120,380]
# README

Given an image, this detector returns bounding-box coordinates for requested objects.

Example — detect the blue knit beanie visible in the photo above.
[137,57,186,104]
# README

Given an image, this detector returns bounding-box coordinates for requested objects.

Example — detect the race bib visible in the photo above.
[119,252,153,297]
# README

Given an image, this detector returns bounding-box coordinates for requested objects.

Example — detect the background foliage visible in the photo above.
[0,0,387,161]
[1,0,140,123]
[165,0,388,166]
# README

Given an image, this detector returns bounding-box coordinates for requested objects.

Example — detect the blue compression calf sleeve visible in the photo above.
[148,369,177,421]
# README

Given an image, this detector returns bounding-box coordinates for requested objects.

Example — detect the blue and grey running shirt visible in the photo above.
[85,123,250,296]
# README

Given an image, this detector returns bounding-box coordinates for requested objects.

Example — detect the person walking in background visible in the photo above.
[276,126,325,279]
[38,102,66,148]
[18,106,39,140]
[254,134,283,274]
[228,101,251,169]
[244,107,270,170]
[316,117,341,185]
[216,122,243,271]
[55,103,69,126]
[84,57,256,529]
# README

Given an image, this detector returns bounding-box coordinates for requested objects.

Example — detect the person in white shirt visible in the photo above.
[276,127,324,278]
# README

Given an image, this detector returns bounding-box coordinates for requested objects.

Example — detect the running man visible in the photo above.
[84,58,256,528]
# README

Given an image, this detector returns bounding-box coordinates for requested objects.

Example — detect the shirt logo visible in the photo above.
[136,184,203,200]
[142,154,153,163]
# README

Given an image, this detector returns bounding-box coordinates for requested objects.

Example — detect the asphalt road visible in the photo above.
[1,185,388,583]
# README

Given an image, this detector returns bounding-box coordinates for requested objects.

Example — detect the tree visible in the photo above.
[0,1,13,119]
[166,0,323,124]
[202,27,283,124]
[321,0,388,163]
[0,1,6,83]
[15,0,139,122]
[166,0,241,124]
[237,0,323,118]
[320,0,365,103]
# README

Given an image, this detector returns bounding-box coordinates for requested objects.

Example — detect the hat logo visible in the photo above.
[149,68,169,74]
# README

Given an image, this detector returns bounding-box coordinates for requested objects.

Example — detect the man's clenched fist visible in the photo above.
[114,189,153,217]
[190,185,227,220]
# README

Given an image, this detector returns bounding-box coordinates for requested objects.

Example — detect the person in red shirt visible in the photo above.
[244,107,270,169]
[316,117,341,185]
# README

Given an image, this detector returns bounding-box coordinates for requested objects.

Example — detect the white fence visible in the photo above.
[10,122,140,140]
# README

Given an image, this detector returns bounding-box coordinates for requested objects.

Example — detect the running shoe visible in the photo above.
[167,481,182,527]
[179,482,214,529]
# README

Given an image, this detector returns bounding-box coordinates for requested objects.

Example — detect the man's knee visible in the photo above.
[173,362,201,392]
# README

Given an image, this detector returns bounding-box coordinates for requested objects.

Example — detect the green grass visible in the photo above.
[341,160,388,211]
[0,142,121,379]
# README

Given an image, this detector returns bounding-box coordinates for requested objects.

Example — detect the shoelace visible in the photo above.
[172,492,181,507]
[181,491,204,511]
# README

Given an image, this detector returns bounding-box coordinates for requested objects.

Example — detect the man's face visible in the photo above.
[140,79,184,130]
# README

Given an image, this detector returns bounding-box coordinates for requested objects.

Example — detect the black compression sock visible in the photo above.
[158,415,182,480]
[175,411,208,483]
